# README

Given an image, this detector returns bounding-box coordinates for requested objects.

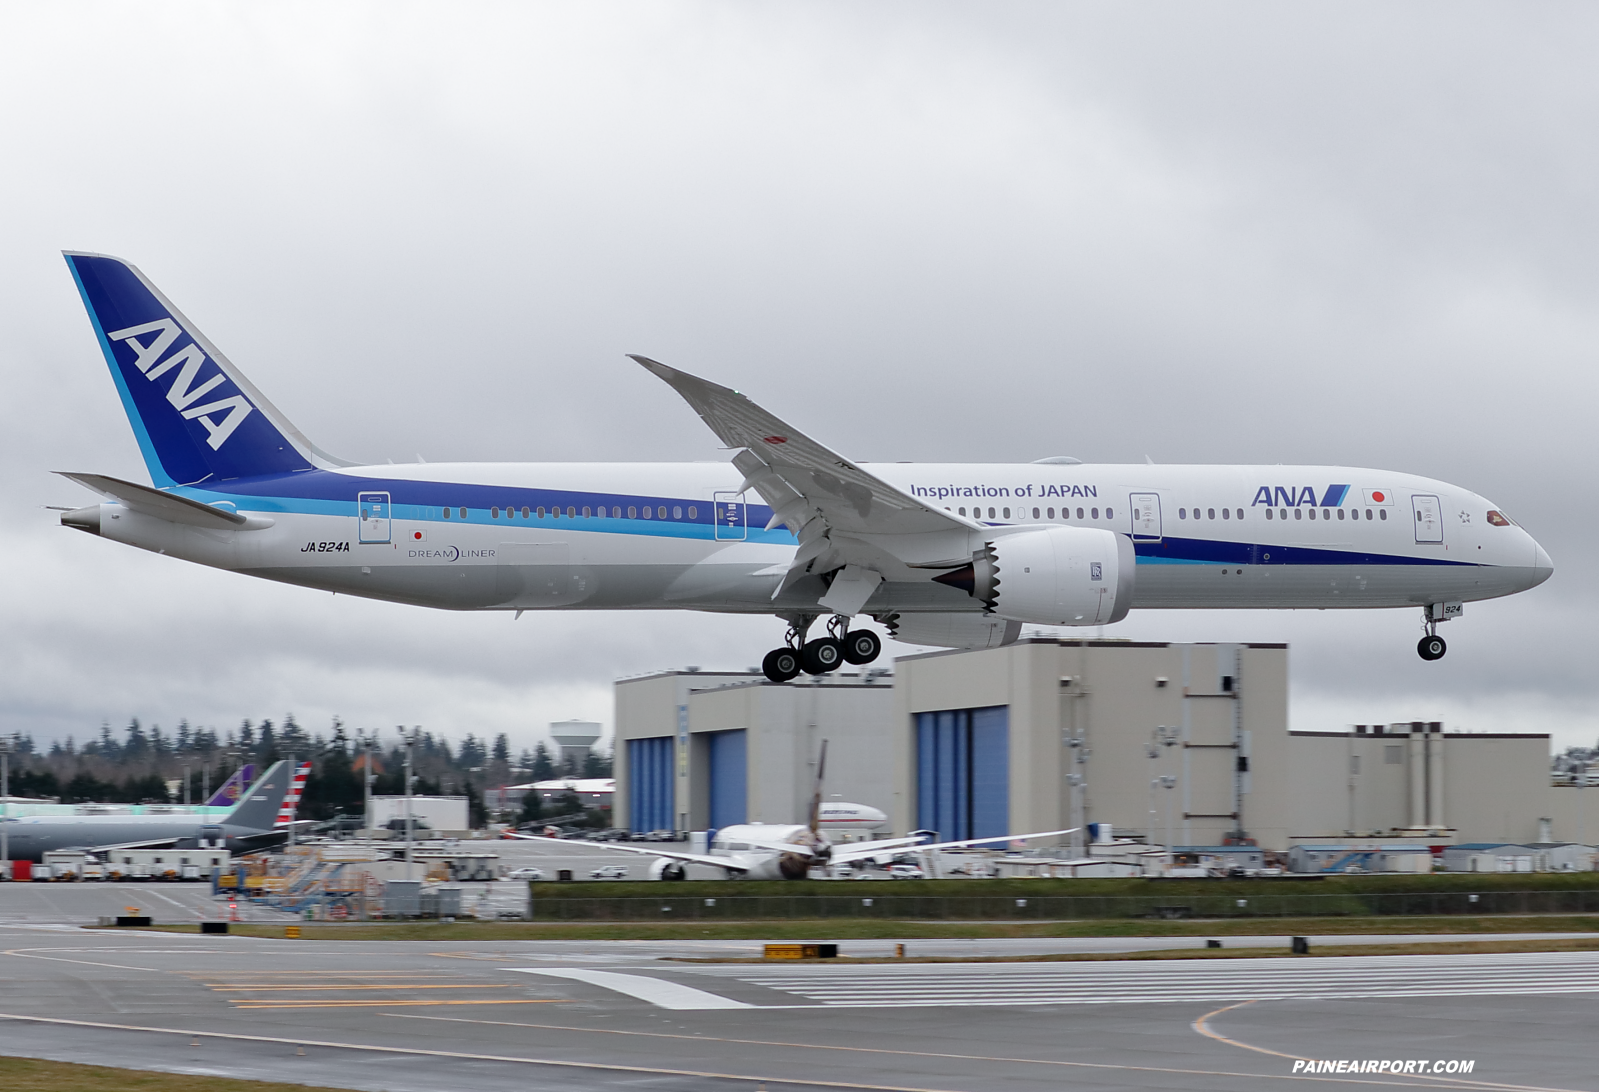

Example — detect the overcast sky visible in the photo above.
[2,3,1594,755]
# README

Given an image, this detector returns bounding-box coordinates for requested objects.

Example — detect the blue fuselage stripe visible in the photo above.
[168,470,1487,569]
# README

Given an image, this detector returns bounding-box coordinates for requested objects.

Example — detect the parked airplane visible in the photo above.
[818,801,888,833]
[0,760,299,861]
[56,254,1552,671]
[506,742,1073,879]
[0,764,255,819]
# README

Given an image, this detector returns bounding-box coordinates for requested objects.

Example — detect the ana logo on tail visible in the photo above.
[104,318,256,450]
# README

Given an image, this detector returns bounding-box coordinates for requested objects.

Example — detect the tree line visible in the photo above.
[3,717,612,827]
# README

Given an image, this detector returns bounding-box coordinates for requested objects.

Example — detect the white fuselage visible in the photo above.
[79,461,1552,619]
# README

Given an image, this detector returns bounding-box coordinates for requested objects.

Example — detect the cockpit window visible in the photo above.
[1486,510,1513,527]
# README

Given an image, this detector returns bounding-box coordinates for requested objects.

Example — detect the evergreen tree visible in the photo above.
[531,742,555,781]
[124,719,147,760]
[257,719,279,764]
[517,789,544,826]
[491,733,510,765]
[463,778,486,828]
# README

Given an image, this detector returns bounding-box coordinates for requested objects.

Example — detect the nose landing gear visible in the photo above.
[761,615,883,682]
[1417,634,1447,661]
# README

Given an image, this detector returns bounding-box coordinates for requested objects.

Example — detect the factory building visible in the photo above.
[614,639,1566,853]
[614,669,894,834]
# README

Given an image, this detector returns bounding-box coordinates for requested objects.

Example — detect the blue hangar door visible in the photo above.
[627,737,673,833]
[914,707,1009,842]
[706,729,748,829]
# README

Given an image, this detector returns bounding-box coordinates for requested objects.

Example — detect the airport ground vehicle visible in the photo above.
[589,864,629,880]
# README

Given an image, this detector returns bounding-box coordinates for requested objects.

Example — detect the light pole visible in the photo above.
[1,736,12,881]
[399,727,419,881]
[362,731,377,836]
[1159,775,1178,855]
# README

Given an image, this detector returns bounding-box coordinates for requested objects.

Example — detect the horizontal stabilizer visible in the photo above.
[56,472,273,530]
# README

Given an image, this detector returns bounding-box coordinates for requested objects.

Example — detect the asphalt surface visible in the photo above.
[0,912,1596,1092]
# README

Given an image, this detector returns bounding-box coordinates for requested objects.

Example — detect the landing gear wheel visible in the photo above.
[1417,635,1447,661]
[800,637,844,675]
[762,647,802,683]
[841,629,882,665]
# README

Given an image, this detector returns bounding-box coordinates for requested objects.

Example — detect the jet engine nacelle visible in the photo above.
[938,526,1134,626]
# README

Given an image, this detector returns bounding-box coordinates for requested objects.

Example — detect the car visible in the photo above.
[886,864,925,879]
[589,864,629,880]
[503,867,545,882]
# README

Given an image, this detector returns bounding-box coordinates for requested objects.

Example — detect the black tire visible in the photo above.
[842,629,882,665]
[762,647,802,683]
[1417,635,1447,661]
[800,637,844,675]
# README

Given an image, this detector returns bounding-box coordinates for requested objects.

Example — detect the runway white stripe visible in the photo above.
[717,951,1599,1008]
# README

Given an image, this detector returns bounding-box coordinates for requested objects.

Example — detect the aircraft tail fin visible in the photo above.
[203,763,254,808]
[275,762,311,827]
[222,761,294,831]
[62,252,349,487]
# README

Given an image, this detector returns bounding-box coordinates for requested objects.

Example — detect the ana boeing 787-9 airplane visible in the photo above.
[56,253,1552,675]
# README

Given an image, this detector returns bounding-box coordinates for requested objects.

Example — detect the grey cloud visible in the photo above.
[1,5,1591,750]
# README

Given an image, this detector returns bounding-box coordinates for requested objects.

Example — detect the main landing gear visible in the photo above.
[1417,607,1448,661]
[761,615,883,683]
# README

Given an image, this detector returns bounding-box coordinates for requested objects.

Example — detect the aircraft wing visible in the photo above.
[832,827,1078,865]
[499,833,755,875]
[633,356,980,606]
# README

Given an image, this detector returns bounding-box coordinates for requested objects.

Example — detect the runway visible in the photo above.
[1,923,1596,1091]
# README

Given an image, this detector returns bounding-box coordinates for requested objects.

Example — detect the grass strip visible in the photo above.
[669,936,1599,964]
[141,913,1599,942]
[0,1056,350,1092]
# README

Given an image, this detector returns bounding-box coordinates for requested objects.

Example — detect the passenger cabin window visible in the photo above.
[1379,509,1387,520]
[537,507,546,518]
[658,506,666,519]
[582,506,592,517]
[1365,509,1372,520]
[459,508,466,519]
[688,506,697,519]
[443,508,451,519]
[1294,509,1302,519]
[521,507,530,518]
[1265,508,1272,519]
[1092,508,1100,519]
[1076,507,1084,519]
[958,507,966,516]
[628,506,637,518]
[1032,507,1040,519]
[1208,508,1215,520]
[988,507,996,519]
[1222,508,1230,519]
[491,506,500,518]
[1106,507,1113,520]
[641,506,651,519]
[1179,508,1187,519]
[673,506,683,519]
[568,506,577,518]
[1338,509,1345,519]
[1047,507,1056,518]
[612,506,622,517]
[1003,507,1011,519]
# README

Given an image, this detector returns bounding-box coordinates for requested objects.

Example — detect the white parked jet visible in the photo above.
[506,742,1073,880]
[58,254,1552,670]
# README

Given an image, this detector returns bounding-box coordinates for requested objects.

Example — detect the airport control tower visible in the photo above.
[550,719,602,772]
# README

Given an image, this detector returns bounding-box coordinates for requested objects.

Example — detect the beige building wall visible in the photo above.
[1283,728,1551,845]
[615,670,894,831]
[893,640,1290,848]
[1546,786,1599,846]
